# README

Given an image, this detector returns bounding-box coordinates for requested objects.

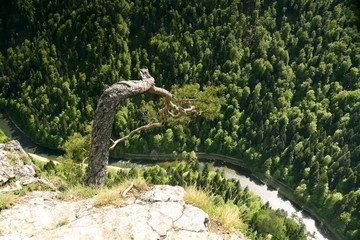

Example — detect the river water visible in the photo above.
[0,111,336,240]
[224,169,331,240]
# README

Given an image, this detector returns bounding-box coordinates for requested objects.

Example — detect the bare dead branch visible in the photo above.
[109,85,197,150]
[109,122,164,150]
[122,181,134,197]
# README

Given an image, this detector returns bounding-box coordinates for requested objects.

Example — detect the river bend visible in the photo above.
[0,111,337,240]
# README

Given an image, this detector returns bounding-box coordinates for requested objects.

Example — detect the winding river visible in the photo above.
[0,111,63,159]
[0,111,338,240]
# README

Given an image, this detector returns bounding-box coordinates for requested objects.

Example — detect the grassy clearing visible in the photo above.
[184,186,244,232]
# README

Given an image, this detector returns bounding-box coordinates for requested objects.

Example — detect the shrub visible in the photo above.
[184,186,244,232]
[0,192,18,210]
[216,203,243,231]
[184,186,214,215]
[0,129,9,143]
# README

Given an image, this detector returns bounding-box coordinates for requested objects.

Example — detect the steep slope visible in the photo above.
[0,0,359,238]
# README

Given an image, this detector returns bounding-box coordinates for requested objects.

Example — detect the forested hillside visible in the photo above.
[0,0,359,238]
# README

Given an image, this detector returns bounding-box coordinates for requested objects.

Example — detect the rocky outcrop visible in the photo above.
[0,185,244,240]
[0,141,244,239]
[0,140,54,192]
[0,140,37,185]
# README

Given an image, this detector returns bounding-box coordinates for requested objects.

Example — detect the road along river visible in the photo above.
[0,111,339,240]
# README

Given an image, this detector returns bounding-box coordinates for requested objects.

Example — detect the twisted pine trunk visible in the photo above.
[85,77,154,187]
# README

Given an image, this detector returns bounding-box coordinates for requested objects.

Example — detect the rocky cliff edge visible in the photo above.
[0,141,244,240]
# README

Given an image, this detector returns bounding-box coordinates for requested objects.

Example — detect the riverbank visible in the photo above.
[112,152,342,240]
[28,153,56,163]
[2,142,336,239]
[253,173,344,240]
[0,112,340,239]
[0,111,64,159]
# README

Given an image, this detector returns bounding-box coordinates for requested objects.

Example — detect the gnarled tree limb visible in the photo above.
[109,85,196,150]
[85,69,155,187]
[109,122,164,150]
[85,68,198,187]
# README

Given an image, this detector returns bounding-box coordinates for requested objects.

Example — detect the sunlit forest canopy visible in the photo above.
[0,0,359,238]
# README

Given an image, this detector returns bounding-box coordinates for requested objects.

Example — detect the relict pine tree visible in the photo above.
[85,68,207,187]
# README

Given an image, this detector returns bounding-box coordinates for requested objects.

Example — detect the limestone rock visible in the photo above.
[140,185,184,202]
[0,234,32,240]
[0,140,37,185]
[0,186,245,240]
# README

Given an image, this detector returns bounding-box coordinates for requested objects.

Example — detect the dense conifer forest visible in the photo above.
[0,0,359,238]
